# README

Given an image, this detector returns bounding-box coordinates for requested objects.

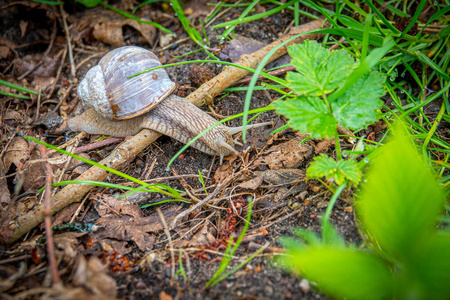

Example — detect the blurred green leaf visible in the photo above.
[390,232,450,299]
[357,123,446,261]
[283,247,394,300]
[402,233,450,299]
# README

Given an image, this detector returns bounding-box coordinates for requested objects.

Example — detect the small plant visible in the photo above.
[279,123,450,300]
[273,40,387,188]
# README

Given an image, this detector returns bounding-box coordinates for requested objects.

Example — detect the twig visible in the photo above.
[187,19,328,106]
[73,137,124,154]
[75,50,107,71]
[69,192,91,223]
[60,5,76,80]
[37,144,61,287]
[157,208,175,286]
[0,19,328,244]
[170,167,239,228]
[34,88,42,123]
[47,46,68,99]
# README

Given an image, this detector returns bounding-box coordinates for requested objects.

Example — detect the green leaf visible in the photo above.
[357,123,446,261]
[402,233,450,299]
[272,96,337,139]
[332,71,384,130]
[291,229,322,247]
[286,41,355,96]
[283,247,394,300]
[307,154,362,185]
[321,219,346,247]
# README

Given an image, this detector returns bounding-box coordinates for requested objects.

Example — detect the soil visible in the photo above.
[0,1,364,299]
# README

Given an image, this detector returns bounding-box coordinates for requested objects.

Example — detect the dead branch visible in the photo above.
[1,18,329,244]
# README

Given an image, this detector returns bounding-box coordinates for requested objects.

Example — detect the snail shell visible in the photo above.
[69,46,271,163]
[78,46,175,120]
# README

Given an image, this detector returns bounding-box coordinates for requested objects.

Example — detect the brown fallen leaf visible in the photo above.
[255,134,314,170]
[173,223,215,248]
[32,75,57,92]
[80,8,157,47]
[220,35,266,62]
[315,138,334,154]
[219,35,291,68]
[159,291,173,300]
[3,109,33,125]
[73,256,117,299]
[54,232,87,263]
[0,161,10,203]
[0,37,15,59]
[94,205,181,252]
[183,0,214,20]
[95,195,143,219]
[213,163,234,184]
[14,53,59,78]
[238,175,264,190]
[239,168,305,191]
[101,239,133,256]
[3,137,29,171]
[273,185,307,202]
[255,168,305,185]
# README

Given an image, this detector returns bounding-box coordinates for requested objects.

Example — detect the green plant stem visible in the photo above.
[422,101,446,159]
[335,133,342,160]
[323,182,346,222]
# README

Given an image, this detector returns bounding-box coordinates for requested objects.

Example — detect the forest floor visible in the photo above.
[0,1,440,299]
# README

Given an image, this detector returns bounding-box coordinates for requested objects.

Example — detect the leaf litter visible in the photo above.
[0,2,365,299]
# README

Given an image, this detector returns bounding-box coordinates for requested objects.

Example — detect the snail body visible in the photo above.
[69,46,268,163]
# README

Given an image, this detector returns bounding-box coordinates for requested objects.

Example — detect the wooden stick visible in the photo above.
[0,18,328,244]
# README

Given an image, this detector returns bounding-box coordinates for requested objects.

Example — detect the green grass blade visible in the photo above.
[24,136,149,187]
[0,91,31,99]
[0,79,39,94]
[102,2,173,34]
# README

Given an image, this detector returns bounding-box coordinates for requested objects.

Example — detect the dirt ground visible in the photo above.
[0,1,366,299]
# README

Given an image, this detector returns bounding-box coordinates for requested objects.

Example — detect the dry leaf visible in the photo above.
[238,175,264,190]
[255,168,305,185]
[3,137,28,171]
[214,163,234,184]
[14,53,59,78]
[3,109,33,125]
[174,223,215,248]
[95,206,180,252]
[82,8,157,47]
[220,35,266,62]
[315,138,334,154]
[95,195,143,218]
[256,134,314,170]
[54,232,87,263]
[0,161,10,203]
[0,37,15,59]
[19,20,28,37]
[159,291,173,300]
[73,256,117,299]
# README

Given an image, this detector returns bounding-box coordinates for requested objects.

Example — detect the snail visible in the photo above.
[68,46,270,163]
